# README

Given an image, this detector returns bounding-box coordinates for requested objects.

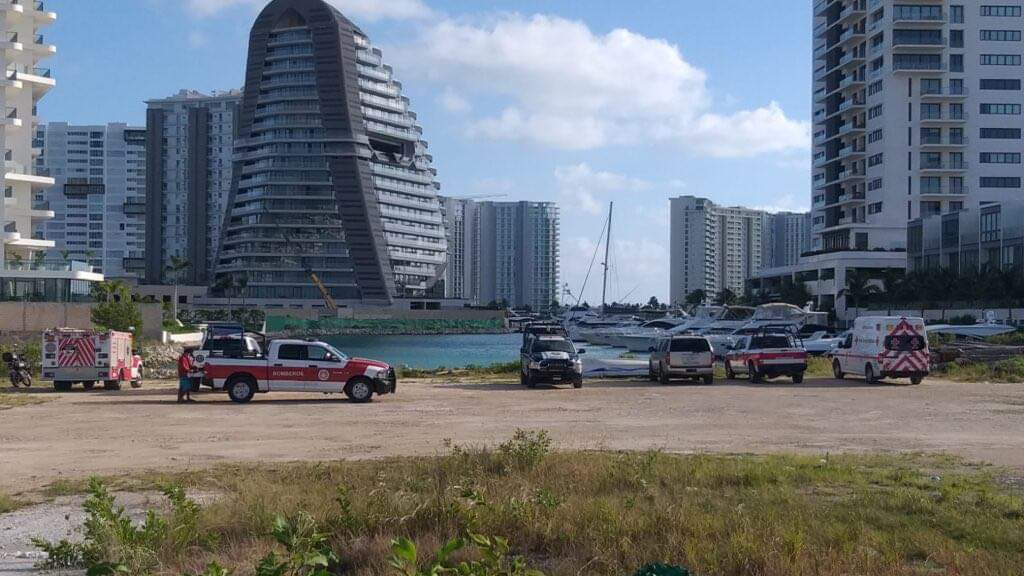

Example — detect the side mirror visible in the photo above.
[577,349,586,355]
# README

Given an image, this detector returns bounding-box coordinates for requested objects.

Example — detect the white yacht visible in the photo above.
[606,316,690,349]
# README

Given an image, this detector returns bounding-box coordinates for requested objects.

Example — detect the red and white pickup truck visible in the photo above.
[201,338,396,404]
[723,333,807,384]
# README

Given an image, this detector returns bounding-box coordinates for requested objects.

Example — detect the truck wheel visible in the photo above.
[572,377,583,389]
[910,375,924,385]
[345,377,374,403]
[526,372,537,389]
[832,360,844,380]
[703,375,714,385]
[659,365,670,385]
[792,372,804,384]
[54,381,72,392]
[83,381,95,391]
[227,376,257,404]
[648,365,657,382]
[725,361,736,380]
[865,364,878,385]
[748,362,762,384]
[520,371,527,386]
[103,381,121,391]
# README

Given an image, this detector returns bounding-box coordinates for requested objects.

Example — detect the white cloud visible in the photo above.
[438,87,471,113]
[185,0,432,21]
[187,30,208,48]
[554,163,652,216]
[753,193,810,214]
[401,14,809,156]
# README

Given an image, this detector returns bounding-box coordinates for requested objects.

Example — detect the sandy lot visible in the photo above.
[1,375,1023,490]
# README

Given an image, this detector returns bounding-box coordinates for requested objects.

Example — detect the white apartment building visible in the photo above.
[669,196,765,304]
[755,0,1024,318]
[36,123,146,280]
[439,195,480,302]
[145,89,241,286]
[0,1,102,300]
[763,211,813,268]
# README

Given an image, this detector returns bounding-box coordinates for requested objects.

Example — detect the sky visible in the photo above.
[41,0,813,306]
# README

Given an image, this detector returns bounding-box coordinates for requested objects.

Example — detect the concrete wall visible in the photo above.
[269,307,506,323]
[0,302,163,339]
[860,308,1024,326]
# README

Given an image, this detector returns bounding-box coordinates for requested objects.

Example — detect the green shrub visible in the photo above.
[390,534,544,576]
[498,429,552,471]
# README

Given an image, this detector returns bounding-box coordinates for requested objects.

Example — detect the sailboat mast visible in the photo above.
[601,202,613,310]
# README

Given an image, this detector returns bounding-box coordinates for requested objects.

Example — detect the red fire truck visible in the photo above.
[41,329,143,391]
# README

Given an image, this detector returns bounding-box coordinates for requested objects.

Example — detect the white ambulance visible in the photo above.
[828,316,929,385]
[41,329,143,391]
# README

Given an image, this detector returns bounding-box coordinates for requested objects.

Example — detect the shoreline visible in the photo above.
[268,327,514,338]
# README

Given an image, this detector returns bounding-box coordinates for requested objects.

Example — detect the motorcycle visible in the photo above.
[3,352,33,388]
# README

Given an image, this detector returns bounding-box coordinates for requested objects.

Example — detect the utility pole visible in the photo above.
[601,202,613,311]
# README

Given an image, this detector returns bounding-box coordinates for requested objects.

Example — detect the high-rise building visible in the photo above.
[0,2,102,300]
[477,201,559,310]
[439,196,480,302]
[669,196,766,305]
[213,0,447,304]
[145,89,241,285]
[763,211,812,269]
[36,123,146,280]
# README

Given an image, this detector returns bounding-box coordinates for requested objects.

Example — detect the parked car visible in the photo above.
[724,332,807,383]
[201,338,396,403]
[648,336,714,385]
[828,316,929,385]
[520,335,584,389]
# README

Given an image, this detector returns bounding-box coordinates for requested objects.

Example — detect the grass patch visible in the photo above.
[0,491,24,513]
[399,361,520,379]
[935,356,1024,383]
[0,391,47,410]
[38,435,1024,576]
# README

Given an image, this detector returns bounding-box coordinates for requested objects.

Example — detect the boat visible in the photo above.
[616,306,748,353]
[926,312,1016,338]
[605,316,689,349]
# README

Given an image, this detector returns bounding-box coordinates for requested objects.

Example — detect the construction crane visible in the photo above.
[274,222,339,315]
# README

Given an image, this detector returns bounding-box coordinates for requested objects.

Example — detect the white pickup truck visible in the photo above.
[200,338,397,404]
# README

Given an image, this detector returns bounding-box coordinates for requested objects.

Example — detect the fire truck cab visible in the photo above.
[201,338,397,404]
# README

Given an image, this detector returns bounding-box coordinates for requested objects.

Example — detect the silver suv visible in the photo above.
[648,336,714,385]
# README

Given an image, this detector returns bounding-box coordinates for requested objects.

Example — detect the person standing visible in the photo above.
[177,349,195,403]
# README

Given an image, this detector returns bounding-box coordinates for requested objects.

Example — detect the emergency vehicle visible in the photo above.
[42,329,143,391]
[200,338,397,403]
[724,330,808,383]
[828,316,929,385]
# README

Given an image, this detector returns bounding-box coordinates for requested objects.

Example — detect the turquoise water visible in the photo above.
[324,333,623,369]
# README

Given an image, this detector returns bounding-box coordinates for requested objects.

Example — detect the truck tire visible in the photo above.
[792,372,804,384]
[865,363,878,385]
[832,359,844,380]
[748,362,762,384]
[648,365,657,382]
[345,377,374,403]
[83,381,95,391]
[526,372,537,389]
[103,381,121,391]
[520,371,527,386]
[910,375,924,385]
[659,365,670,385]
[54,381,72,392]
[572,377,583,389]
[226,376,257,404]
[702,374,714,385]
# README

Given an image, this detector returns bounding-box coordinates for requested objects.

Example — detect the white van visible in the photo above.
[829,316,929,385]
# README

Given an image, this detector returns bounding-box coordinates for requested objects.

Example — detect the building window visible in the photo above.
[981,29,1023,40]
[980,53,1022,65]
[868,202,883,214]
[951,54,965,71]
[920,176,942,192]
[868,79,884,95]
[921,103,942,119]
[981,211,1001,242]
[980,176,1022,187]
[981,102,1023,113]
[869,128,884,142]
[868,153,884,166]
[895,4,944,20]
[951,5,965,22]
[868,178,883,191]
[951,29,965,47]
[894,53,943,70]
[869,104,884,118]
[921,78,942,94]
[980,127,1022,138]
[980,78,1022,89]
[980,152,1022,163]
[981,5,1023,17]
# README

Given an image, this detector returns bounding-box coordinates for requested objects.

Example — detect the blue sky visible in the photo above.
[42,0,813,305]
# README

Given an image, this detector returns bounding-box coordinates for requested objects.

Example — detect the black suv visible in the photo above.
[520,335,585,389]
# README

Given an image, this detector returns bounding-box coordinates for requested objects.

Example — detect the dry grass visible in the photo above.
[0,390,47,411]
[87,437,1022,576]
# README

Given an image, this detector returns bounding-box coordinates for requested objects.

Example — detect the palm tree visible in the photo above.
[237,275,249,309]
[685,289,706,306]
[878,268,905,314]
[838,269,881,320]
[165,256,191,323]
[715,288,738,306]
[215,275,236,310]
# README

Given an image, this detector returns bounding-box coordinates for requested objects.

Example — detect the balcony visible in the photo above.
[838,74,864,92]
[919,187,969,197]
[5,66,54,95]
[837,4,866,25]
[892,10,945,26]
[893,59,944,72]
[123,199,146,215]
[828,192,866,207]
[838,27,865,47]
[3,106,20,129]
[891,36,946,50]
[836,98,865,114]
[920,112,967,124]
[837,121,865,136]
[921,85,969,100]
[838,145,866,159]
[30,33,54,55]
[919,161,968,173]
[920,136,967,148]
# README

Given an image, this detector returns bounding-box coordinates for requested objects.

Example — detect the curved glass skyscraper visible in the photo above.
[214,0,446,303]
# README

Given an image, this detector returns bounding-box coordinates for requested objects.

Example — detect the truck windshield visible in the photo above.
[533,340,575,354]
[325,344,348,361]
[751,335,793,349]
[884,334,925,352]
[670,339,711,352]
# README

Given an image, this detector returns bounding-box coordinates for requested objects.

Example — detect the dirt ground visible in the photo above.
[1,375,1023,492]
